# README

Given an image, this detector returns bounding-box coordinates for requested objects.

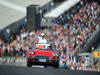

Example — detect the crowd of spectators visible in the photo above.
[0,0,100,71]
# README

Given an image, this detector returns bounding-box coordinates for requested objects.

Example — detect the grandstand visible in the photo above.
[0,0,51,31]
[0,0,51,41]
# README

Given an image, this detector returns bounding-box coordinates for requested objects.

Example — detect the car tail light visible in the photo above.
[27,52,35,58]
[53,53,59,57]
[52,53,59,59]
[54,54,59,56]
[28,52,35,55]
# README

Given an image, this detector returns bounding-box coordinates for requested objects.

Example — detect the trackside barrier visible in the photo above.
[0,57,27,66]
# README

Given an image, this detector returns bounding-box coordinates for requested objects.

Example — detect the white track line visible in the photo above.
[0,0,26,13]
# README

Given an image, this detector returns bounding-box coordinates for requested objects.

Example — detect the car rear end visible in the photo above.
[26,49,60,68]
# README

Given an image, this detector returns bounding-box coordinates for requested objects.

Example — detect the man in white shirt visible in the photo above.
[38,33,47,44]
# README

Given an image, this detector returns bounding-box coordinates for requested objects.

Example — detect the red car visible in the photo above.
[26,44,60,68]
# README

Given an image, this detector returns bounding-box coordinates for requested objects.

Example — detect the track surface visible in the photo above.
[0,65,99,75]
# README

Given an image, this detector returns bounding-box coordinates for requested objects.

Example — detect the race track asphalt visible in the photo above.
[0,65,99,75]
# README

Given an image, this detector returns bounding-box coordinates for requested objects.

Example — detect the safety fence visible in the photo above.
[0,57,26,66]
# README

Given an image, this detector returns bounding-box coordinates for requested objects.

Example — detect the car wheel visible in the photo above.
[54,64,59,68]
[54,62,59,68]
[27,62,32,67]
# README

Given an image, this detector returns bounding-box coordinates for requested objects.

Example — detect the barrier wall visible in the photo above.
[0,57,26,66]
